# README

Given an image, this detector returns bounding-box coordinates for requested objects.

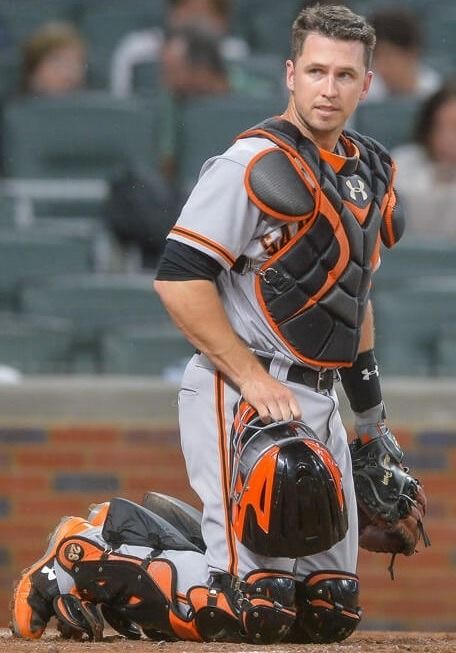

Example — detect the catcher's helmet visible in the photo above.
[230,415,348,557]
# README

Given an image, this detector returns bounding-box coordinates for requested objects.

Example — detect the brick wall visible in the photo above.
[357,428,456,631]
[1,422,200,626]
[1,416,455,631]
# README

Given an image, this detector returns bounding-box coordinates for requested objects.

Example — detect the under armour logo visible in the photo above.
[41,564,56,581]
[346,178,368,201]
[361,365,379,381]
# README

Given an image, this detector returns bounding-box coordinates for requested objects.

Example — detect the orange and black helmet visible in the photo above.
[230,416,348,558]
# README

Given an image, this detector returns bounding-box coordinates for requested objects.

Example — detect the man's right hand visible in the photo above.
[240,372,302,423]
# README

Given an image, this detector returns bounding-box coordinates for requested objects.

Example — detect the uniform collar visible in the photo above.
[318,134,360,175]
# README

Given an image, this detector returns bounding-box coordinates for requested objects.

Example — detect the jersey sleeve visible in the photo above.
[168,154,260,270]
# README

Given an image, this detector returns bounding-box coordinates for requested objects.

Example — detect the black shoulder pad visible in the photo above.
[247,149,315,220]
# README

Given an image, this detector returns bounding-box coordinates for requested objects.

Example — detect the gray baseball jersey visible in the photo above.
[167,135,359,581]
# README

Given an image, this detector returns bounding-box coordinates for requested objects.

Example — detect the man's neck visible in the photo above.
[281,103,342,152]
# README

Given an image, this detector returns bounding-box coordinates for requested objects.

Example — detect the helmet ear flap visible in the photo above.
[230,418,348,558]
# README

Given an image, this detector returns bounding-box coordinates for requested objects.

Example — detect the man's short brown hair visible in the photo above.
[291,4,376,69]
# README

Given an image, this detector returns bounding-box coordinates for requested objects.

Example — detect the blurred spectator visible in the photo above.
[366,7,441,102]
[110,0,248,97]
[392,80,456,238]
[159,24,231,177]
[104,25,231,269]
[20,21,87,96]
[160,24,230,98]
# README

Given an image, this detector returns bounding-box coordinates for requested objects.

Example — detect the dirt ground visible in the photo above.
[1,630,456,653]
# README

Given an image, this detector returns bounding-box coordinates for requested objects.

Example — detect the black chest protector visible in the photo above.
[237,118,404,368]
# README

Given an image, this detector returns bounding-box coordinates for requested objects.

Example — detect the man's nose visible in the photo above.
[322,75,337,97]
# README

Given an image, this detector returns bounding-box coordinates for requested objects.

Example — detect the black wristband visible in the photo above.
[339,349,382,413]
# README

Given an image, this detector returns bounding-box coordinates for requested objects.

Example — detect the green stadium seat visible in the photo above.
[0,195,17,228]
[0,49,20,101]
[102,324,194,376]
[353,98,420,150]
[2,93,159,179]
[0,0,80,44]
[231,0,298,57]
[0,312,74,374]
[131,60,161,96]
[373,236,456,291]
[27,217,113,271]
[228,53,286,99]
[20,273,171,372]
[374,278,456,377]
[425,6,456,71]
[20,272,169,338]
[435,328,456,378]
[176,93,285,190]
[0,229,94,307]
[78,0,165,57]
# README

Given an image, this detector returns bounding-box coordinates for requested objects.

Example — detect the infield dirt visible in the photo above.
[1,629,456,653]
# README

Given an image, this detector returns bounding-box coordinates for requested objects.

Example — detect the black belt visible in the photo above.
[257,355,335,391]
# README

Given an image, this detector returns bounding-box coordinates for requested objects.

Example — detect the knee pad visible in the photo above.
[241,570,296,644]
[56,535,202,642]
[287,570,361,643]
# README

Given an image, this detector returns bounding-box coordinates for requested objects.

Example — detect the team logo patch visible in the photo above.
[64,542,84,562]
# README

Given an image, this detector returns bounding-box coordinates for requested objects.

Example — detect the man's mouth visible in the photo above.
[315,105,338,114]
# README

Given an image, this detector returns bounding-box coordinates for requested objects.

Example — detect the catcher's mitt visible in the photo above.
[349,425,430,578]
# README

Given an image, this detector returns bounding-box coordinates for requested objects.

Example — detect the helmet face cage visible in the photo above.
[230,411,348,558]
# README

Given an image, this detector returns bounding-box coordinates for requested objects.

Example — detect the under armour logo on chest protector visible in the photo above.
[344,175,371,206]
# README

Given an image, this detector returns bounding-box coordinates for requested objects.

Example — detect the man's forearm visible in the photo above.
[153,278,268,389]
[358,299,375,353]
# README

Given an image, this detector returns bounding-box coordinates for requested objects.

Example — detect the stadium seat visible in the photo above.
[0,312,74,374]
[176,93,285,190]
[0,195,17,228]
[435,328,456,378]
[228,53,286,99]
[20,272,169,336]
[425,5,456,72]
[101,324,194,377]
[27,217,113,271]
[0,229,94,307]
[353,98,420,150]
[78,0,165,58]
[374,278,456,377]
[373,236,456,291]
[2,93,159,179]
[131,60,161,95]
[0,0,79,44]
[0,50,20,101]
[19,273,171,372]
[231,0,298,57]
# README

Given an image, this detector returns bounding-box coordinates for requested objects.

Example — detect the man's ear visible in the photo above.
[359,70,374,102]
[286,59,295,92]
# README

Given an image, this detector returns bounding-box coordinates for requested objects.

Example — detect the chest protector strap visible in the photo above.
[237,118,404,368]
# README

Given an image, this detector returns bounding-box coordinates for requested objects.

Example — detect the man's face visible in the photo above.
[286,32,372,146]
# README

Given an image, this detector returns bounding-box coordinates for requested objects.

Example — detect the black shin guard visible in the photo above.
[286,570,361,643]
[191,573,246,643]
[242,571,296,644]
